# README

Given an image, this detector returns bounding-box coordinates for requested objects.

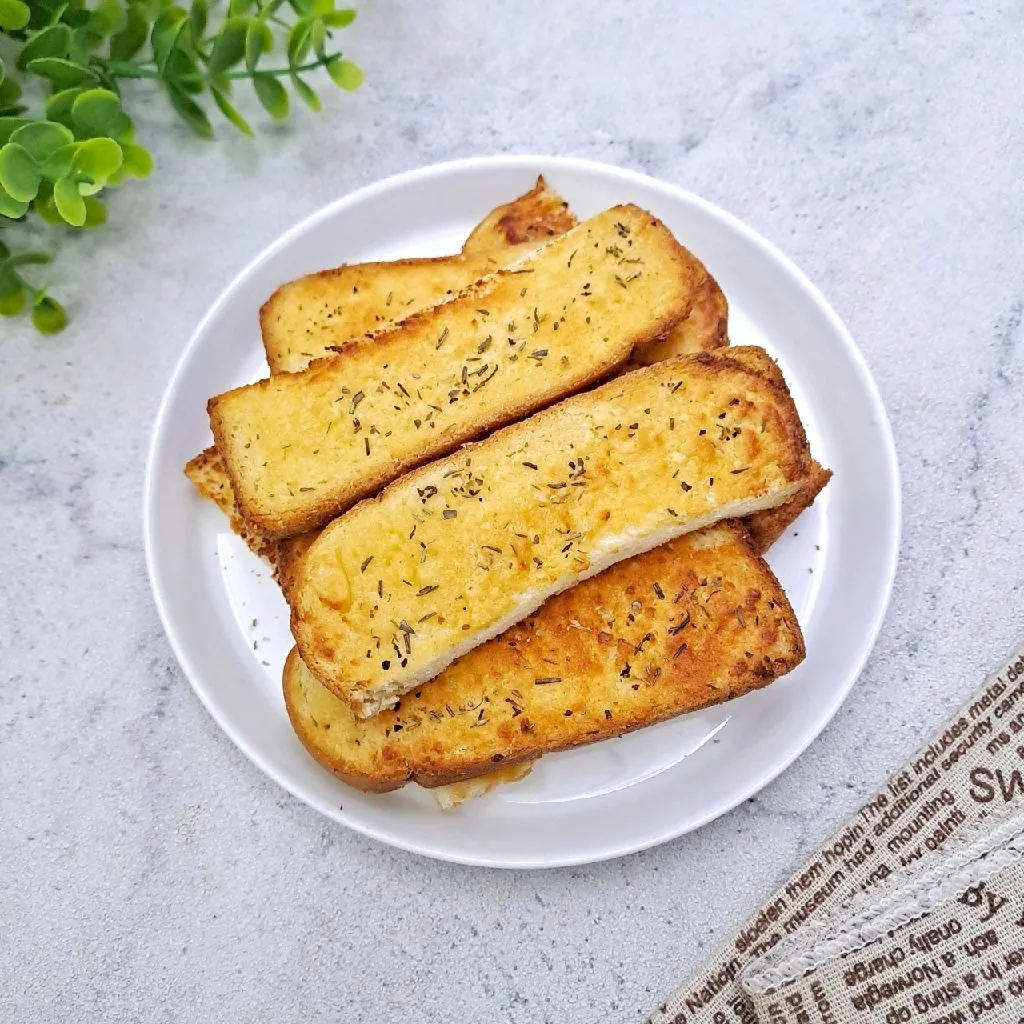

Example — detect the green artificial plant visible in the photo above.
[0,0,362,332]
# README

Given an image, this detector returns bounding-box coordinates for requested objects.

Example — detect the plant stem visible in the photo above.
[105,55,334,82]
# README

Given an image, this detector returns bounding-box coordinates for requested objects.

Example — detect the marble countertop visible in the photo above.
[3,2,1023,1020]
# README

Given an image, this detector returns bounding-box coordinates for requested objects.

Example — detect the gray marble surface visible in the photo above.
[3,2,1023,1020]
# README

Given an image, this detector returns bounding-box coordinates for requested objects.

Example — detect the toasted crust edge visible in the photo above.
[745,461,833,553]
[461,175,578,253]
[630,251,729,365]
[184,447,280,565]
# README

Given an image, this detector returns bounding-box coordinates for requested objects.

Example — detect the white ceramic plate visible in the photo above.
[145,156,900,868]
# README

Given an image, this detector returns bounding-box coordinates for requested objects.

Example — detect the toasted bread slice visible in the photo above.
[263,177,578,375]
[210,205,699,539]
[461,175,577,253]
[184,448,280,565]
[291,348,810,716]
[284,523,805,791]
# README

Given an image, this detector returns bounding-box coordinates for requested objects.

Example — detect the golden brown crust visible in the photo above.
[461,175,578,253]
[713,348,830,547]
[706,347,811,482]
[745,461,833,553]
[210,205,700,539]
[630,251,729,365]
[275,532,317,603]
[283,523,805,790]
[715,345,784,384]
[184,447,281,566]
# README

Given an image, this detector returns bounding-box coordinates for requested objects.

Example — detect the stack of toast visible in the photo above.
[186,178,831,807]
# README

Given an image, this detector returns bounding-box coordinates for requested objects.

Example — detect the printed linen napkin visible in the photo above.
[647,643,1024,1024]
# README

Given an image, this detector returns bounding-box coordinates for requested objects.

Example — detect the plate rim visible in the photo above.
[144,154,902,868]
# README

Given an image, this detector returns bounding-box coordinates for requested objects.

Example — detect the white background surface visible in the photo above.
[2,2,1022,1020]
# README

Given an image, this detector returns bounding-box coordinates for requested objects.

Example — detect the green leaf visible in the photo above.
[253,74,289,119]
[32,296,69,334]
[228,0,252,14]
[37,143,74,180]
[0,287,26,317]
[9,121,74,165]
[5,252,53,269]
[188,0,207,44]
[0,0,31,32]
[164,47,204,93]
[87,0,126,38]
[288,0,313,15]
[45,88,85,126]
[326,57,362,91]
[109,4,149,61]
[119,140,153,177]
[321,7,355,27]
[67,25,94,67]
[0,78,23,116]
[244,18,272,71]
[0,184,30,219]
[0,263,26,314]
[82,195,106,227]
[33,186,65,224]
[290,73,320,112]
[166,85,213,138]
[26,58,100,90]
[207,15,248,74]
[0,144,41,203]
[210,84,253,137]
[72,88,133,140]
[53,173,86,225]
[287,17,315,66]
[71,136,123,183]
[310,17,326,58]
[151,6,188,70]
[0,118,32,145]
[16,25,72,70]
